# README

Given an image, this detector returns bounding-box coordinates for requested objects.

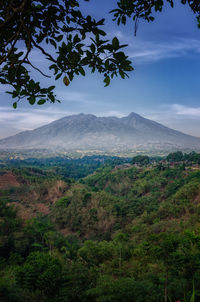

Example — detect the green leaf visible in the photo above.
[98,29,106,36]
[17,51,24,58]
[149,16,155,21]
[49,94,55,102]
[104,75,110,87]
[49,64,57,70]
[112,37,119,49]
[13,102,17,109]
[122,15,126,25]
[119,70,125,79]
[68,73,74,81]
[29,96,36,105]
[37,99,46,105]
[49,64,58,75]
[90,43,95,53]
[48,85,55,91]
[55,73,62,80]
[29,80,35,90]
[56,35,63,42]
[73,34,80,43]
[79,67,85,76]
[124,65,134,71]
[50,39,57,49]
[105,59,110,70]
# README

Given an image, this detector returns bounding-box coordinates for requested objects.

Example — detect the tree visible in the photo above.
[87,276,155,302]
[0,0,133,108]
[111,0,200,34]
[16,251,62,299]
[132,155,150,165]
[166,151,184,162]
[0,0,199,108]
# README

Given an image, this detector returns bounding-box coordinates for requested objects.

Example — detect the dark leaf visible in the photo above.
[37,99,46,105]
[13,102,17,109]
[79,67,85,76]
[112,37,119,49]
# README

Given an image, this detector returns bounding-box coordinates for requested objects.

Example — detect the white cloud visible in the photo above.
[128,38,200,63]
[137,103,200,137]
[171,104,200,116]
[0,106,75,138]
[97,110,127,118]
[112,30,126,40]
[0,87,112,138]
[140,103,200,121]
[0,104,129,139]
[109,30,200,63]
[56,91,92,103]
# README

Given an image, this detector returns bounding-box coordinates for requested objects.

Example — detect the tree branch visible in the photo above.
[0,23,23,65]
[31,39,57,63]
[25,59,51,78]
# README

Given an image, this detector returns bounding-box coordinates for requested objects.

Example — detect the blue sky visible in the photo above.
[0,0,200,138]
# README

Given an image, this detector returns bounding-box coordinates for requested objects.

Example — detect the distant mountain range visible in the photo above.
[0,112,200,154]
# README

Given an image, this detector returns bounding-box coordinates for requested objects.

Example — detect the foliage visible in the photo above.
[0,0,133,107]
[167,151,184,162]
[132,155,150,165]
[1,155,130,179]
[1,155,200,301]
[87,276,152,302]
[16,251,62,299]
[1,1,200,107]
[111,0,200,33]
[167,151,200,164]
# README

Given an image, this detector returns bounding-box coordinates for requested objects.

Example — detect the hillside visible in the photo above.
[1,155,200,301]
[0,112,200,154]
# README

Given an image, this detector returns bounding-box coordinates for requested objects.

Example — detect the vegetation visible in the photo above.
[0,155,130,179]
[1,153,200,301]
[166,151,200,164]
[132,155,150,165]
[1,1,199,107]
[0,0,133,107]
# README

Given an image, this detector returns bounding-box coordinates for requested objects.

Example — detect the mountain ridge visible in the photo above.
[0,112,200,154]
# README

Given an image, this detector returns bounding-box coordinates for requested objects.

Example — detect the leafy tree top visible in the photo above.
[132,155,150,165]
[0,0,199,108]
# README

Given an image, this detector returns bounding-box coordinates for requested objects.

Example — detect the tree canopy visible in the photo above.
[0,0,199,108]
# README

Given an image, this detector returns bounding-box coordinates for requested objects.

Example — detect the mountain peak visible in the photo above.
[76,113,96,118]
[0,112,200,154]
[127,112,143,119]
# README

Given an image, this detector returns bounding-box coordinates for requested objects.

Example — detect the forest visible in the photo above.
[1,152,200,301]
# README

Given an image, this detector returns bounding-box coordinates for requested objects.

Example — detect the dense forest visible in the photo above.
[1,152,200,301]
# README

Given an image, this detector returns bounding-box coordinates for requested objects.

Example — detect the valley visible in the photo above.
[1,152,200,301]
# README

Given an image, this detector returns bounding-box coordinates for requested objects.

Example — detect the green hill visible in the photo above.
[1,157,200,301]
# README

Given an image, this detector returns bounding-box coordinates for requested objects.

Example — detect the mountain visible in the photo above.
[0,112,200,154]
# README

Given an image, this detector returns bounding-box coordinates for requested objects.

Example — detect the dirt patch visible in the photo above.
[44,180,67,203]
[59,228,77,237]
[0,172,21,189]
[35,203,50,215]
[11,201,50,220]
[10,202,33,220]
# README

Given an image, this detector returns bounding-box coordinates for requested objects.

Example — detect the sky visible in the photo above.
[0,0,200,139]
